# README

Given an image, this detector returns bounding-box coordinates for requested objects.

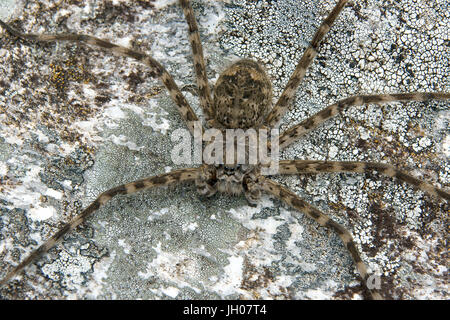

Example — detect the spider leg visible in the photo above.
[264,0,349,127]
[0,19,200,134]
[179,0,214,121]
[278,160,449,201]
[276,92,450,150]
[0,168,200,286]
[259,177,382,300]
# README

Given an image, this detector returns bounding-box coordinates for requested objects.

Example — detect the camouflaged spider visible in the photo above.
[0,0,449,299]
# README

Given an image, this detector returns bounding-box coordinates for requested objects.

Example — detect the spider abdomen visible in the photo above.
[213,59,272,129]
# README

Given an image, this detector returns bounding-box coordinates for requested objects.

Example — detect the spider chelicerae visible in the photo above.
[0,0,449,299]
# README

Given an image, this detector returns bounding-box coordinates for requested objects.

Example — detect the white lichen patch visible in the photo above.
[41,249,93,287]
[211,255,244,296]
[76,251,117,299]
[152,0,178,11]
[0,161,8,176]
[118,239,132,254]
[108,134,144,152]
[138,242,202,295]
[182,221,198,232]
[161,286,180,298]
[28,206,56,221]
[0,163,62,221]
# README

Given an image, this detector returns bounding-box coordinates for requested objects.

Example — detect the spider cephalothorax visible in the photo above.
[0,0,448,300]
[196,164,262,204]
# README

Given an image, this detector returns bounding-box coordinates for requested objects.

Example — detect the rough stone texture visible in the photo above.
[0,0,448,299]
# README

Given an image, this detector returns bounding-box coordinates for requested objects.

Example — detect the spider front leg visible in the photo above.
[278,160,449,201]
[0,168,200,286]
[0,19,200,134]
[264,0,349,127]
[276,92,450,149]
[259,177,382,300]
[179,0,214,121]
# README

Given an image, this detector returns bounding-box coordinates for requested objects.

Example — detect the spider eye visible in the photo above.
[243,91,251,99]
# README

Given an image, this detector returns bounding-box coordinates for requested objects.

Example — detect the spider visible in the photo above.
[0,0,448,299]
